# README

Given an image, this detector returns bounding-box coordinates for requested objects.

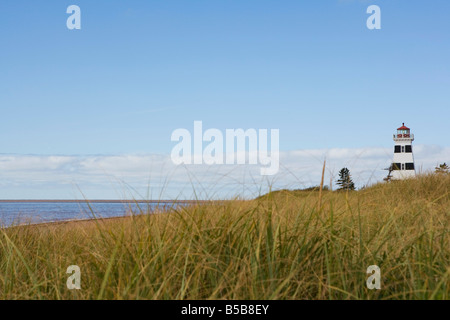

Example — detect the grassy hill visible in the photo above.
[1,173,449,299]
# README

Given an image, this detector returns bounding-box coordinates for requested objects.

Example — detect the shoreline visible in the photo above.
[1,200,233,228]
[8,214,137,229]
[5,208,173,229]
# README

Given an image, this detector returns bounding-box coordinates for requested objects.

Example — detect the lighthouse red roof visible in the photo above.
[397,123,410,130]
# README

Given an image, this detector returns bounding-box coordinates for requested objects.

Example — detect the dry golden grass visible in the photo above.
[0,173,449,299]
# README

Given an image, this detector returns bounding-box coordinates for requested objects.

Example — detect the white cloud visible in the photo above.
[0,145,448,200]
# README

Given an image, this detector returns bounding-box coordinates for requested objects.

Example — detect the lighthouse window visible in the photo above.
[405,145,412,153]
[394,146,401,153]
[401,163,405,170]
[401,146,405,153]
[406,163,415,170]
[393,163,401,170]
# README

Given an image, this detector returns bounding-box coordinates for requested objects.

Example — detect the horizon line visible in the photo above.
[0,199,211,203]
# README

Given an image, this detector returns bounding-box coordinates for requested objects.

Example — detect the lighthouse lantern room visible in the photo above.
[391,123,416,180]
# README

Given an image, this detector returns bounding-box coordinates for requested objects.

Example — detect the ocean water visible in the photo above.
[0,202,179,227]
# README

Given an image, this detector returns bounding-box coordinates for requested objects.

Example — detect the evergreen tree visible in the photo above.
[336,167,355,190]
[435,163,450,174]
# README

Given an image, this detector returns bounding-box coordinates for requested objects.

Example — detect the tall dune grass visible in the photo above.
[0,173,449,299]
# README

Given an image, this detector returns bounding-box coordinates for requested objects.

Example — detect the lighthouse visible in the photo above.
[391,123,416,180]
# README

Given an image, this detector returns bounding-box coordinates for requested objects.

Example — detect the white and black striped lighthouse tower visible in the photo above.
[392,123,416,180]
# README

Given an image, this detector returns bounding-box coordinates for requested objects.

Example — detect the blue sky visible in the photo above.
[0,0,449,199]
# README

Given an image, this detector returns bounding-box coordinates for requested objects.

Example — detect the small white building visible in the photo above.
[391,123,416,180]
